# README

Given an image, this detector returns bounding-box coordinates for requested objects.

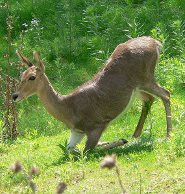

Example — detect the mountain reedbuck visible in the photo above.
[13,36,172,152]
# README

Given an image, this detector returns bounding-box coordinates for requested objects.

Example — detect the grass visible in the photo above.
[0,85,185,193]
[0,0,185,193]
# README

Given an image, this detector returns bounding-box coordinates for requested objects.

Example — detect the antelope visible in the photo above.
[13,36,172,152]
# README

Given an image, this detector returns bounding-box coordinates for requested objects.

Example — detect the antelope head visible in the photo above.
[12,51,45,102]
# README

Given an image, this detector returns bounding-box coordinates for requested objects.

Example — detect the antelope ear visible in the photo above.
[33,51,45,72]
[16,50,33,67]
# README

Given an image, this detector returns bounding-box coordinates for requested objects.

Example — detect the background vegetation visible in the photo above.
[0,0,185,193]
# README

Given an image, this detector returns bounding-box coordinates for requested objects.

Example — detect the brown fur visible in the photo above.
[13,36,172,151]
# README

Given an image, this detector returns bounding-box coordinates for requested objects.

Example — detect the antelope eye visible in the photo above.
[29,76,36,80]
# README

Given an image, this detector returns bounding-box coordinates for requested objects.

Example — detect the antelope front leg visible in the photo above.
[84,128,104,152]
[67,130,85,152]
[97,141,110,146]
[98,139,128,150]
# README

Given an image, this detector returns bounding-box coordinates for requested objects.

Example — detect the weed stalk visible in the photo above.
[1,0,18,141]
[115,164,126,194]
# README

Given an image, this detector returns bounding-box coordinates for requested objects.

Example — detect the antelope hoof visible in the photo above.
[120,138,128,144]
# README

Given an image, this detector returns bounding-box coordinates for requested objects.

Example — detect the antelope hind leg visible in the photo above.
[133,92,155,138]
[141,83,172,137]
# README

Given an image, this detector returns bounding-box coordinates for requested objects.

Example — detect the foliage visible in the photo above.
[0,0,184,87]
[0,0,185,193]
[0,91,185,193]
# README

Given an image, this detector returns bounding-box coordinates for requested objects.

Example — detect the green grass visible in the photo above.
[0,87,185,193]
[0,0,185,193]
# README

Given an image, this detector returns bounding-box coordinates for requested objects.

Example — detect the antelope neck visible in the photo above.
[37,74,65,121]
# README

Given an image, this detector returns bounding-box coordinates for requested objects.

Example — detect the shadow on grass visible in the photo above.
[52,136,155,165]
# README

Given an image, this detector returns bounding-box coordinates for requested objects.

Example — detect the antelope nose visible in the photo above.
[12,93,18,101]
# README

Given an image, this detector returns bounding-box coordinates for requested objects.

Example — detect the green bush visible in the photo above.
[0,0,184,90]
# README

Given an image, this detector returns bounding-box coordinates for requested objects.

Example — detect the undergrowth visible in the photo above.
[0,0,185,193]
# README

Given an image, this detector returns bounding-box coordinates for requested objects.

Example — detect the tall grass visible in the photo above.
[0,0,184,137]
[0,2,185,193]
[0,0,184,86]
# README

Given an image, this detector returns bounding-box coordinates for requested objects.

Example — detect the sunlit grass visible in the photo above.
[0,0,185,193]
[0,89,184,193]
